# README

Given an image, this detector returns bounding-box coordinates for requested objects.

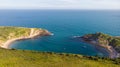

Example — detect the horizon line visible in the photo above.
[0,8,120,10]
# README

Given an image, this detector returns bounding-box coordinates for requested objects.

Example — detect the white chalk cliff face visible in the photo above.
[0,27,51,49]
[29,28,51,38]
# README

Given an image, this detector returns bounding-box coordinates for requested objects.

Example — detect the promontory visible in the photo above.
[74,32,120,58]
[0,26,51,49]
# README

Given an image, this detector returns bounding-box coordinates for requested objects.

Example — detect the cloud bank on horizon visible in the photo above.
[0,0,120,9]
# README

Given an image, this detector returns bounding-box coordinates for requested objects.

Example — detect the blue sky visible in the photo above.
[0,0,120,9]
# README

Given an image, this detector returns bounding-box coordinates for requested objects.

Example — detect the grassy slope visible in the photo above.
[0,26,45,46]
[0,48,119,67]
[0,27,119,67]
[83,32,120,52]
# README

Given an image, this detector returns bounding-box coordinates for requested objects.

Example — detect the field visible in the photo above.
[0,48,119,67]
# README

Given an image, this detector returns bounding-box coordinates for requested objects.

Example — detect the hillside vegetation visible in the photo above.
[0,48,119,67]
[0,26,49,46]
[0,27,120,67]
[82,32,120,52]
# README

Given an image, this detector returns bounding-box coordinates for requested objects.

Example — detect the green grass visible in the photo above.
[0,27,120,67]
[83,32,120,52]
[0,48,119,67]
[0,26,46,46]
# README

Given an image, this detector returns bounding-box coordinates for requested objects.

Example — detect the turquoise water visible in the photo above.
[0,10,120,56]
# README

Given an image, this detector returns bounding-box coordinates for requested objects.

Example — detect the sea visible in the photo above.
[0,10,120,57]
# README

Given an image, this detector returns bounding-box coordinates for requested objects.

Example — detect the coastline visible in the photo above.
[79,37,119,58]
[0,29,52,49]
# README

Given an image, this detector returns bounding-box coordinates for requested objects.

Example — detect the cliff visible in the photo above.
[0,26,51,48]
[78,32,120,58]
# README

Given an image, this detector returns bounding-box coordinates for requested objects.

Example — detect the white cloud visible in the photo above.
[0,0,119,9]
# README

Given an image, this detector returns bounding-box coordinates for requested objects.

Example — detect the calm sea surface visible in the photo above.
[0,10,120,56]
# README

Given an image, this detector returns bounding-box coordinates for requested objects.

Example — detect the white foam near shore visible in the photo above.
[50,33,54,36]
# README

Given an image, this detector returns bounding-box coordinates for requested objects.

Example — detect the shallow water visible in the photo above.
[0,10,120,56]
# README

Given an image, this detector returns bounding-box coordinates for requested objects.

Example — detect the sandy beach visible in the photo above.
[0,29,51,49]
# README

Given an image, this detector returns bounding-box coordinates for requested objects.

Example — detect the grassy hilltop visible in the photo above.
[0,48,119,67]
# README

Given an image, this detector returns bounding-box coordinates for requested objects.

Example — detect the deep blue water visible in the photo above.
[0,10,120,56]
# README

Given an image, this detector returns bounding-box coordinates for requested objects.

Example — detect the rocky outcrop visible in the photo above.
[74,32,120,58]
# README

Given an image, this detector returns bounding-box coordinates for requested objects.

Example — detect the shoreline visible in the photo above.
[0,29,52,49]
[79,37,119,58]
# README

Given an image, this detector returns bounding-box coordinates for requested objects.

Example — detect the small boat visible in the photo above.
[83,46,87,48]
